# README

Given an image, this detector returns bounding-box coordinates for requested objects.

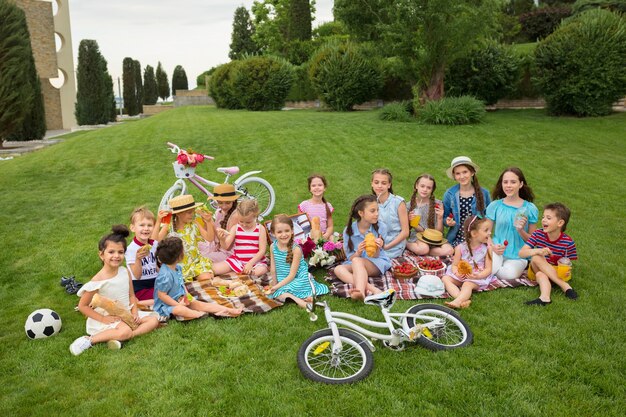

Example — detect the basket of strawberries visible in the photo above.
[392,262,419,279]
[417,257,447,277]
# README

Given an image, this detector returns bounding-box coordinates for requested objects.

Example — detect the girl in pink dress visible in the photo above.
[298,174,334,240]
[212,199,269,278]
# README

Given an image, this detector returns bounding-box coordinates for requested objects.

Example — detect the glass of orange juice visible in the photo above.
[162,211,173,225]
[557,257,572,281]
[409,215,421,229]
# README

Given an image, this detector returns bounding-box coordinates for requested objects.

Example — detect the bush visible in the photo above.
[378,101,413,122]
[209,61,243,109]
[534,9,626,116]
[286,63,317,101]
[519,6,573,40]
[446,43,521,105]
[309,42,382,111]
[506,44,541,99]
[415,96,486,125]
[573,0,626,14]
[231,56,294,111]
[379,57,413,101]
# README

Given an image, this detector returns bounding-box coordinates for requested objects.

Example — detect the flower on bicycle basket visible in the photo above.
[177,149,207,168]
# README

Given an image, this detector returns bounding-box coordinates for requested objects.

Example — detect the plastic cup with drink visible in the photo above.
[557,257,572,281]
[409,214,422,229]
[514,207,528,229]
[161,210,173,225]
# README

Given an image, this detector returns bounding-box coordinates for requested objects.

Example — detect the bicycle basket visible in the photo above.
[173,162,196,178]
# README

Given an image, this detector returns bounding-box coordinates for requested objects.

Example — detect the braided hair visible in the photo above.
[220,200,238,230]
[307,174,332,220]
[462,215,488,268]
[371,168,394,195]
[345,195,380,252]
[409,174,438,229]
[270,214,295,264]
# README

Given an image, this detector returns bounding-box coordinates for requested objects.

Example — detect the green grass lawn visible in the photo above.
[1,107,625,416]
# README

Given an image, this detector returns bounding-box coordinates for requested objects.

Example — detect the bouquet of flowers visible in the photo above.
[297,232,344,268]
[176,148,207,168]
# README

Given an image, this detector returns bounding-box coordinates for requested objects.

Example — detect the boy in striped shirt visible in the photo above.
[519,203,578,306]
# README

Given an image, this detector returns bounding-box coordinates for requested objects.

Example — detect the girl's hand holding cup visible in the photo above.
[159,209,173,225]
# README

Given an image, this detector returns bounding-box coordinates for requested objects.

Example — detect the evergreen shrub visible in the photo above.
[519,6,573,40]
[232,56,294,111]
[535,9,626,116]
[378,101,413,122]
[209,61,243,109]
[416,96,486,125]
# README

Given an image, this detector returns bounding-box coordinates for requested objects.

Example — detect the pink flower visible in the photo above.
[177,153,189,165]
[300,237,316,257]
[196,154,205,163]
[322,241,335,251]
[334,242,343,250]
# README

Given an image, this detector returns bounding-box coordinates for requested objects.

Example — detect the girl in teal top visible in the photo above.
[371,168,409,259]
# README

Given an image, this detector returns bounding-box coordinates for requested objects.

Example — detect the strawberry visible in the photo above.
[448,213,454,219]
[504,240,509,246]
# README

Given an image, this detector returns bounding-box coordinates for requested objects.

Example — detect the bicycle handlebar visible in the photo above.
[166,141,214,160]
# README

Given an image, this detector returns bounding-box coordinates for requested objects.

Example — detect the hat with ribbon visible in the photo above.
[208,183,239,202]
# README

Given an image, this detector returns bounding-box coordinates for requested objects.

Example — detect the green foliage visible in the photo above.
[209,61,243,109]
[156,61,170,102]
[313,21,348,38]
[379,57,414,101]
[75,40,113,125]
[251,0,289,55]
[232,55,294,111]
[229,6,259,60]
[133,60,143,114]
[573,0,626,14]
[519,6,573,41]
[171,65,188,96]
[287,0,313,41]
[122,58,138,116]
[104,72,117,122]
[309,42,382,111]
[333,0,388,41]
[195,68,216,88]
[378,101,413,122]
[416,96,486,125]
[143,65,158,105]
[446,43,521,105]
[535,9,626,116]
[504,0,536,15]
[0,1,34,140]
[286,63,317,101]
[6,51,46,141]
[506,43,541,99]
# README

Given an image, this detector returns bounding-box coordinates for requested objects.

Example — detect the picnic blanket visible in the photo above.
[324,251,538,300]
[185,274,283,313]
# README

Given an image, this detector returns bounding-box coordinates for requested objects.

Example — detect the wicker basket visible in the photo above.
[394,268,419,279]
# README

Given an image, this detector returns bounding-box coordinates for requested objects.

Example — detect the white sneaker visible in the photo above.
[69,336,92,356]
[106,340,122,350]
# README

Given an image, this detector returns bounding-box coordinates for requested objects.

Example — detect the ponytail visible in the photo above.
[346,195,378,252]
[221,200,238,230]
[286,235,294,264]
[427,194,436,229]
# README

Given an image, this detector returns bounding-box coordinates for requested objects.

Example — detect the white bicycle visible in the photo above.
[159,142,276,218]
[297,288,473,384]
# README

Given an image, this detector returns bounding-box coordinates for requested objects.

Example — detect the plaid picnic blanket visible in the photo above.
[185,274,283,313]
[324,251,538,300]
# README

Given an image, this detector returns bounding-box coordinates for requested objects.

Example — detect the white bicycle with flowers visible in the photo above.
[159,142,276,217]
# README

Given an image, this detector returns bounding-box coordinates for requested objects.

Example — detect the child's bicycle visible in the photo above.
[159,142,276,218]
[298,287,473,384]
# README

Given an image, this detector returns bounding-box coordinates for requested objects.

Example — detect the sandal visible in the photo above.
[60,275,75,287]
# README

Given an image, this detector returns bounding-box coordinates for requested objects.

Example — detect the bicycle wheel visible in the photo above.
[403,304,473,351]
[235,177,275,218]
[297,329,374,384]
[159,180,186,211]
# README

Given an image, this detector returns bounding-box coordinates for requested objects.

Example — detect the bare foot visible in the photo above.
[445,301,461,309]
[349,289,365,301]
[459,300,472,309]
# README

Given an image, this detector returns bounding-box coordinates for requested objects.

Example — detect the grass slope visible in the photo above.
[1,107,625,416]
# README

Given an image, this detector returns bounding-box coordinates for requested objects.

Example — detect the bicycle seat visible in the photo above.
[364,289,396,309]
[217,166,239,175]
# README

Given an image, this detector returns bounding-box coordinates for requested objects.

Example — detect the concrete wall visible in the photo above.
[143,105,174,116]
[173,89,214,107]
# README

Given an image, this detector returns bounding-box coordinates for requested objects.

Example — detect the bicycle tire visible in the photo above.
[235,176,275,218]
[297,329,374,384]
[403,304,473,351]
[159,180,186,211]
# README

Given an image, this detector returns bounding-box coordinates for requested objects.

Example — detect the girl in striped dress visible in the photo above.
[212,199,269,278]
[267,215,329,307]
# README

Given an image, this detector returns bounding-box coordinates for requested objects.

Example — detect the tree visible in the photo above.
[287,0,313,41]
[229,6,259,60]
[171,65,188,96]
[0,1,36,141]
[380,0,501,101]
[103,70,116,122]
[251,0,290,55]
[122,57,138,115]
[7,50,46,140]
[156,61,170,101]
[75,40,112,125]
[133,59,143,113]
[143,65,158,105]
[333,0,388,41]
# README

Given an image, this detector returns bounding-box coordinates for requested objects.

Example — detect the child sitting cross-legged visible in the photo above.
[518,202,578,306]
[153,236,243,320]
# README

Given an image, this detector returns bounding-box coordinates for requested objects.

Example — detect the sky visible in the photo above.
[65,0,335,91]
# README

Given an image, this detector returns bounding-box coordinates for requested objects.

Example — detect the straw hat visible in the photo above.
[207,183,239,202]
[446,156,480,180]
[169,194,203,214]
[413,274,445,297]
[416,228,448,246]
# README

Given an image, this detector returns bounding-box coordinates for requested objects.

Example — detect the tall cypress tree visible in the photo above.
[133,59,143,114]
[122,57,138,115]
[75,39,110,125]
[229,6,259,60]
[287,0,313,41]
[156,61,170,101]
[7,50,46,140]
[0,1,36,141]
[171,65,188,96]
[143,65,158,105]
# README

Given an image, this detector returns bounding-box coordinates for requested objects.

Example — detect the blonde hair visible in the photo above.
[129,206,156,225]
[237,198,259,217]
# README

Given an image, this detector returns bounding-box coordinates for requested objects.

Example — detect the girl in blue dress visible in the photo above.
[335,195,392,301]
[267,215,329,308]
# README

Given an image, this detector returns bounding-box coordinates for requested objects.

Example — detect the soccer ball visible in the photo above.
[25,309,62,339]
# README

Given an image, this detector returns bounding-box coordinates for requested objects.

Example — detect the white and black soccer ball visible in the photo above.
[25,309,62,339]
